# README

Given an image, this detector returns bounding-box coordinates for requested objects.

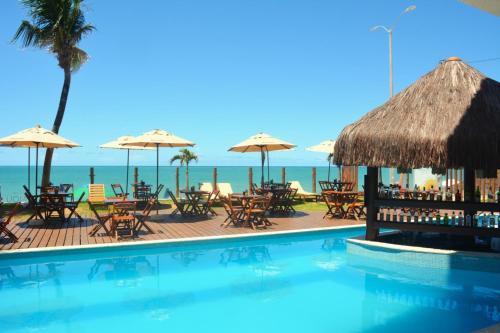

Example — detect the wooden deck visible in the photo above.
[0,208,364,252]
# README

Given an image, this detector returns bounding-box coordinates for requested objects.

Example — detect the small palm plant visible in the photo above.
[170,149,198,190]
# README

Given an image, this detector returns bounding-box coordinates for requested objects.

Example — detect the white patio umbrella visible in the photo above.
[123,129,195,195]
[0,125,80,195]
[229,133,296,187]
[306,140,338,181]
[100,136,154,194]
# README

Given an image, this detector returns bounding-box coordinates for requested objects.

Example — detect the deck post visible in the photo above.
[134,167,139,184]
[213,167,218,190]
[248,167,253,192]
[282,167,286,185]
[175,167,180,198]
[365,167,379,240]
[89,167,95,184]
[312,167,317,193]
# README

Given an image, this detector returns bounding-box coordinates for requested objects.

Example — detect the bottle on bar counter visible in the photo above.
[446,187,453,201]
[443,213,449,226]
[436,187,443,201]
[488,187,494,203]
[455,188,461,202]
[451,211,456,226]
[413,185,419,199]
[475,186,481,203]
[392,209,398,222]
[422,187,428,200]
[385,208,391,222]
[458,212,464,226]
[429,185,435,201]
[399,210,405,223]
[465,213,472,227]
[435,212,441,225]
[489,212,495,228]
[378,207,384,222]
[406,211,412,223]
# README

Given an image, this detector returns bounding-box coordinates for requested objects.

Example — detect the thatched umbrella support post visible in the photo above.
[365,167,379,241]
[213,167,218,190]
[248,167,253,193]
[89,167,95,184]
[281,167,286,185]
[312,167,317,193]
[463,168,476,217]
[175,167,180,198]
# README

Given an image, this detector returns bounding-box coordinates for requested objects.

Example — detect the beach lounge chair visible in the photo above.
[88,184,106,203]
[199,182,214,192]
[290,181,320,201]
[0,202,21,242]
[217,183,234,198]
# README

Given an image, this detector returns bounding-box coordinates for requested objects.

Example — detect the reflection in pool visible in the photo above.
[0,228,498,333]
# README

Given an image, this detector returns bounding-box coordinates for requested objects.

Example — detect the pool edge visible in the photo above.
[0,224,365,258]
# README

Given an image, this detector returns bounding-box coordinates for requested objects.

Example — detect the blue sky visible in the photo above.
[0,0,499,167]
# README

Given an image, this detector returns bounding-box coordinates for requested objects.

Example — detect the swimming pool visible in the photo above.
[0,227,498,333]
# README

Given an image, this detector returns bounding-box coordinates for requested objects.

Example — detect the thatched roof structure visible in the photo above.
[334,57,500,171]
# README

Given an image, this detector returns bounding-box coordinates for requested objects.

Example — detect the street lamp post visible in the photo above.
[371,5,416,185]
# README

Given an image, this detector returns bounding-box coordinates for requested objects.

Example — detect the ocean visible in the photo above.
[0,166,393,203]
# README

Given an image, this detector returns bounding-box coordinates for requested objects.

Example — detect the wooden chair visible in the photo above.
[59,183,74,201]
[88,202,111,236]
[88,184,106,203]
[65,192,85,222]
[0,202,21,242]
[111,184,127,198]
[168,189,188,216]
[243,195,272,229]
[111,202,136,239]
[345,192,366,220]
[23,185,45,222]
[322,192,343,219]
[200,190,220,216]
[221,195,244,227]
[134,198,156,235]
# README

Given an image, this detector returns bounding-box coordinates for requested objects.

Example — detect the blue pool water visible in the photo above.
[0,228,499,333]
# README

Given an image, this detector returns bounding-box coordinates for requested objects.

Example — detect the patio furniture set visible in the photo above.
[320,180,366,220]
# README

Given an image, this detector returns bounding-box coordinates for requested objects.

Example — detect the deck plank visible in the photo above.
[0,207,363,252]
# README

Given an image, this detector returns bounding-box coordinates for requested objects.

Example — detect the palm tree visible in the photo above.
[12,0,95,186]
[170,149,199,190]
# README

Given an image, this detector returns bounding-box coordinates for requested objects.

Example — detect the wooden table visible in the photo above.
[322,191,360,219]
[180,190,210,216]
[36,192,74,223]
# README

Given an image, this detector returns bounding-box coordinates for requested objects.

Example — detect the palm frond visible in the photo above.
[12,20,49,48]
[70,46,88,71]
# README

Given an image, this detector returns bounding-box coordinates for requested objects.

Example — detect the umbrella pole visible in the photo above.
[260,147,264,188]
[156,143,159,214]
[266,149,270,183]
[126,149,130,197]
[28,147,31,192]
[35,143,39,196]
[328,159,331,182]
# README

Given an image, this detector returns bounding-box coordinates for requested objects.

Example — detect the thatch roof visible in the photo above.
[334,57,500,171]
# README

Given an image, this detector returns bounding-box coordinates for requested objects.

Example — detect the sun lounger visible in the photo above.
[199,182,214,192]
[290,181,320,201]
[200,182,233,199]
[217,183,234,198]
[88,184,106,203]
